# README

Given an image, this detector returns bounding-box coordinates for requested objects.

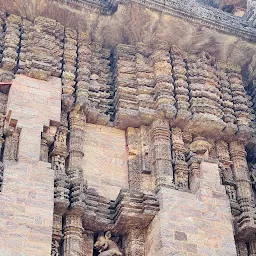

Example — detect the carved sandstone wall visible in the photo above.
[0,74,61,256]
[0,2,256,256]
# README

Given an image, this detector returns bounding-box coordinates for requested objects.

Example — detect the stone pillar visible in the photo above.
[63,213,84,256]
[68,106,86,209]
[123,229,145,256]
[230,141,252,212]
[150,119,173,190]
[171,127,189,190]
[82,231,94,256]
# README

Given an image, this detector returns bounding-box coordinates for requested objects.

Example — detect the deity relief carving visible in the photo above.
[52,155,65,174]
[94,231,122,256]
[226,185,237,201]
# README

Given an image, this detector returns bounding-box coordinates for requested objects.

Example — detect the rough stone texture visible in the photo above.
[0,1,255,255]
[0,74,61,256]
[1,1,256,81]
[145,162,237,256]
[83,124,128,200]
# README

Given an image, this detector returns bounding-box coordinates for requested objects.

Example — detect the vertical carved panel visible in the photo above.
[216,140,236,201]
[171,128,189,190]
[126,126,150,191]
[150,119,173,189]
[230,141,252,212]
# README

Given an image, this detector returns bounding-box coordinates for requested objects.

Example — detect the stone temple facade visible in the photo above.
[0,0,256,255]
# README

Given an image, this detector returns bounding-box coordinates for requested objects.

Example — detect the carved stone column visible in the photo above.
[123,229,145,256]
[68,106,86,210]
[63,213,84,256]
[229,140,255,235]
[150,119,173,190]
[230,141,252,212]
[171,128,189,190]
[230,141,256,239]
[81,231,94,256]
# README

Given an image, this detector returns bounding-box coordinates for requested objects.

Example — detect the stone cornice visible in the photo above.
[131,0,256,41]
[62,0,256,41]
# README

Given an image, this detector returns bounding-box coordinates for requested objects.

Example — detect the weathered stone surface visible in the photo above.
[83,124,128,200]
[0,74,61,256]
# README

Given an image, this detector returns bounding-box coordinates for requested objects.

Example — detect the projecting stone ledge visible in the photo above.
[66,188,160,234]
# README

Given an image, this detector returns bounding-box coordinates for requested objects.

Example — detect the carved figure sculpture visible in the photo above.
[226,185,237,201]
[94,231,122,256]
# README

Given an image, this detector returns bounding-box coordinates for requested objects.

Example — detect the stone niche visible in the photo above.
[83,124,129,200]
